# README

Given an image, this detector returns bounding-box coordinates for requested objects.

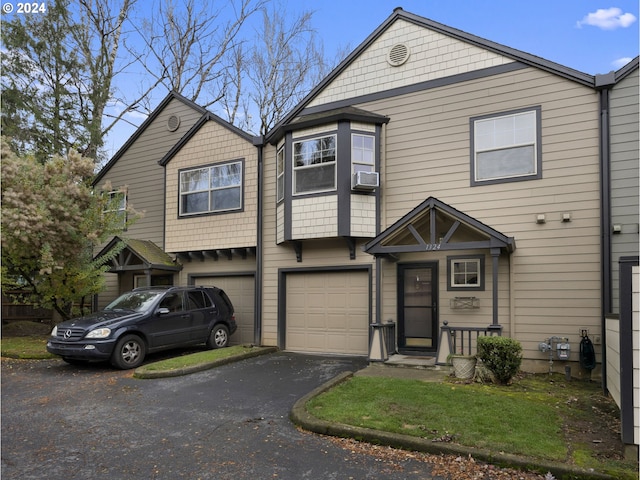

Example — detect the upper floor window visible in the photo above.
[276,147,285,202]
[104,190,127,228]
[293,134,336,194]
[471,107,541,185]
[351,134,375,174]
[179,160,242,216]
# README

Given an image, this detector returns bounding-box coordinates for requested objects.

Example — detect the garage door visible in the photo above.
[286,270,369,355]
[196,276,254,346]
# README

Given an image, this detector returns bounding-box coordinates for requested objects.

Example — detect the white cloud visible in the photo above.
[577,7,637,30]
[612,57,633,69]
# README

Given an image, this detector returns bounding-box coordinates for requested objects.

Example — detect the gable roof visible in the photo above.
[158,111,259,167]
[95,236,182,272]
[615,55,639,82]
[93,91,208,185]
[266,7,595,144]
[363,197,516,257]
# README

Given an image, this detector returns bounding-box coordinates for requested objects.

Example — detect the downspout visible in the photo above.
[254,139,264,346]
[375,123,386,325]
[596,73,614,393]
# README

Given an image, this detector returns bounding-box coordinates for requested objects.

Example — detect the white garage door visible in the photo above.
[196,276,254,346]
[286,270,369,355]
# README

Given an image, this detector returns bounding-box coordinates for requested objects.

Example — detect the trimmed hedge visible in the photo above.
[477,336,522,385]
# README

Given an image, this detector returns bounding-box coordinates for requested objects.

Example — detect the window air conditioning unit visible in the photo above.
[352,171,379,190]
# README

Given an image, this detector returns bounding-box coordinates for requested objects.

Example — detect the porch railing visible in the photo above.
[441,321,502,357]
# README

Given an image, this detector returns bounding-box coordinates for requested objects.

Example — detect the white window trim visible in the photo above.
[351,133,375,174]
[104,190,127,228]
[179,160,243,216]
[292,134,337,195]
[276,147,285,203]
[447,255,485,291]
[471,107,541,185]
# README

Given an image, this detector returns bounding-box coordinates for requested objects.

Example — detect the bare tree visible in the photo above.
[71,0,137,160]
[131,0,265,109]
[243,4,330,136]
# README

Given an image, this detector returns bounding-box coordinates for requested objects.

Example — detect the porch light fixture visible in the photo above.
[562,213,572,223]
[612,224,622,234]
[536,214,546,224]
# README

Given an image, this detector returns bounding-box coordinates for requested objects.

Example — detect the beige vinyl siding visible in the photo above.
[360,66,601,363]
[97,272,120,310]
[261,142,377,347]
[95,98,203,306]
[379,251,511,336]
[96,98,203,248]
[164,121,258,252]
[260,141,288,346]
[308,18,514,108]
[610,68,639,313]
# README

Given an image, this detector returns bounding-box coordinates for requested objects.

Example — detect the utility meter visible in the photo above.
[556,342,570,360]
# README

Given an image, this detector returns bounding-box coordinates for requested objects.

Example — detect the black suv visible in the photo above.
[46,286,236,369]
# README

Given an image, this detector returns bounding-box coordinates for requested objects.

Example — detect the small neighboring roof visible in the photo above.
[95,236,182,272]
[269,106,389,145]
[363,196,516,256]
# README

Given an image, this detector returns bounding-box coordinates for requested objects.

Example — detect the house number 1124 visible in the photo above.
[425,244,441,251]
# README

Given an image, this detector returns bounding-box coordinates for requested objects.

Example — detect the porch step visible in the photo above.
[385,354,437,368]
[357,356,449,382]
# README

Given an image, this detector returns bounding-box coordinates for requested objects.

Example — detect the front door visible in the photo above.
[398,263,438,353]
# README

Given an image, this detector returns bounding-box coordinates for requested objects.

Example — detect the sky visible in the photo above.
[101,0,637,157]
[3,0,636,156]
[294,0,638,75]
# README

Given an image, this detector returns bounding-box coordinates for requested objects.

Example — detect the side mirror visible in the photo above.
[157,307,170,315]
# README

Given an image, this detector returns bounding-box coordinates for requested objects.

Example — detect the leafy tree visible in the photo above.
[1,0,136,163]
[1,140,139,320]
[1,0,85,161]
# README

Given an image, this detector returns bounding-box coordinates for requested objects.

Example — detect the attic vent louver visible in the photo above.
[387,43,410,66]
[167,115,181,132]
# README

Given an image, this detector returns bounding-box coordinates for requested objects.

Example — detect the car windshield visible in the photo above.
[105,291,165,313]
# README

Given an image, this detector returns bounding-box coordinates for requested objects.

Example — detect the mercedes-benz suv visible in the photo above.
[47,286,236,369]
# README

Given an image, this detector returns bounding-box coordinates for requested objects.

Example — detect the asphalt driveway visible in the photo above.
[2,352,440,479]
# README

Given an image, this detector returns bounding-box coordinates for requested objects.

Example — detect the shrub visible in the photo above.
[477,336,522,385]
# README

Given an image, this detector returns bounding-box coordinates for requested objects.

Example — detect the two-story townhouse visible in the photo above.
[260,7,615,373]
[94,9,637,376]
[93,91,261,346]
[157,112,260,346]
[93,92,207,302]
[91,5,637,454]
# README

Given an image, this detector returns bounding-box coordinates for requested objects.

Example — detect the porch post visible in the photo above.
[490,248,501,328]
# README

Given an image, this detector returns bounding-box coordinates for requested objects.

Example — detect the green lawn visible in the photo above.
[2,333,637,478]
[0,335,56,359]
[307,374,638,478]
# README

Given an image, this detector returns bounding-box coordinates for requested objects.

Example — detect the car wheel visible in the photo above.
[207,324,229,349]
[111,334,146,369]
